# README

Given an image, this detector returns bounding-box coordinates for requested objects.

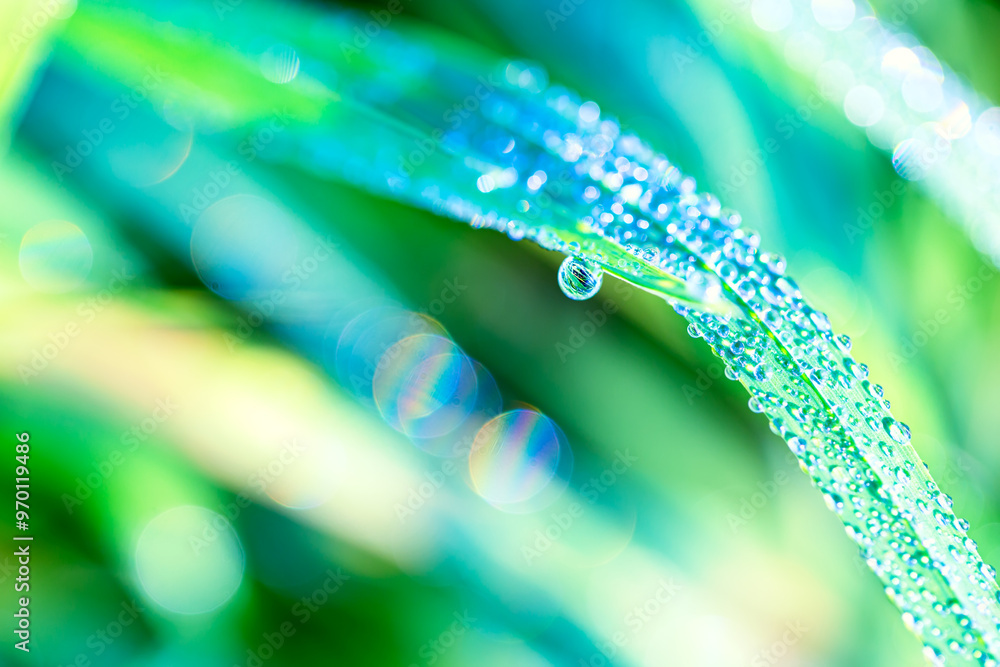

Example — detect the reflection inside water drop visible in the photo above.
[558,256,603,300]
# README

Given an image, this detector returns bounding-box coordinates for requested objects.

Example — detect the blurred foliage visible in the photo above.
[1,0,999,665]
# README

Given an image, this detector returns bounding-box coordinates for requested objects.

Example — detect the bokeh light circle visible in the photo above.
[190,195,301,300]
[784,32,826,74]
[469,410,571,510]
[751,0,793,32]
[901,68,943,114]
[865,109,903,150]
[373,334,479,439]
[811,0,855,31]
[939,101,972,140]
[106,116,193,188]
[843,85,884,127]
[260,44,301,84]
[816,60,855,102]
[892,138,924,181]
[892,125,950,181]
[134,506,244,614]
[911,46,944,79]
[334,307,446,406]
[410,360,503,458]
[579,101,601,124]
[974,107,1000,156]
[881,46,920,82]
[19,220,93,292]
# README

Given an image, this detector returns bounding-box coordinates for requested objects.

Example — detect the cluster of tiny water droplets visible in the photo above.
[55,1,1000,659]
[740,0,1000,267]
[283,37,1000,659]
[417,65,1000,663]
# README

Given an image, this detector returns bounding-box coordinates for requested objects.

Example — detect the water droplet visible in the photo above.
[844,358,869,380]
[883,417,911,445]
[557,256,603,300]
[259,43,300,84]
[788,436,807,455]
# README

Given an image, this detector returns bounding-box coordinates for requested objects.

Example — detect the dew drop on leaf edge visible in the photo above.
[558,256,603,300]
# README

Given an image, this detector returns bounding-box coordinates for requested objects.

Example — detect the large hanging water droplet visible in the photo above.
[558,256,603,300]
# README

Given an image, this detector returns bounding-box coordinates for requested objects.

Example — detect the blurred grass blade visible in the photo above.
[49,1,1000,662]
[57,1,731,313]
[0,0,70,153]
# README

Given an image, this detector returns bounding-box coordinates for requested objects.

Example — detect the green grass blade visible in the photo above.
[53,3,1000,662]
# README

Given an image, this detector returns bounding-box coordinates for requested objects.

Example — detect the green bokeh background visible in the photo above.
[1,0,999,665]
